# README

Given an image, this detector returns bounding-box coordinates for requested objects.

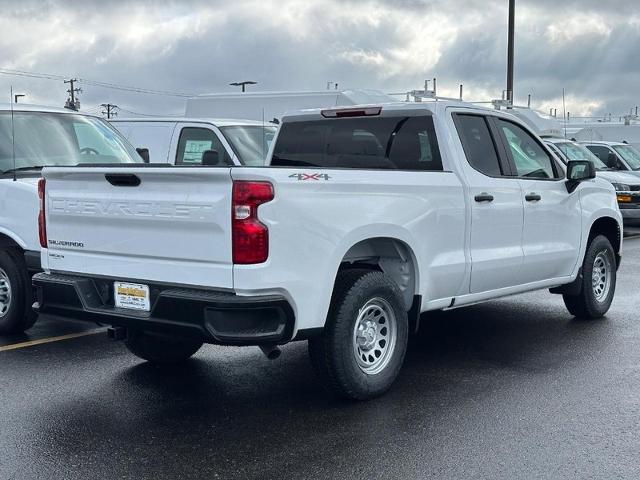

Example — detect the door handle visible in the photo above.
[474,193,494,203]
[525,193,541,202]
[105,174,141,187]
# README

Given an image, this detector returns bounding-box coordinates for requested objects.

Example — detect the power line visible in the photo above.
[117,107,183,117]
[0,67,196,98]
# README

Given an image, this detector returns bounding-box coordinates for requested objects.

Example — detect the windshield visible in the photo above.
[613,145,640,170]
[555,142,608,170]
[0,111,141,173]
[219,125,278,166]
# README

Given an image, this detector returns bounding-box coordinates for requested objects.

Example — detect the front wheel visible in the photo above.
[124,330,203,364]
[563,235,617,319]
[308,269,409,400]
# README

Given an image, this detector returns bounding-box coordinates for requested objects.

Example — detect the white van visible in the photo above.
[184,89,396,123]
[111,118,277,166]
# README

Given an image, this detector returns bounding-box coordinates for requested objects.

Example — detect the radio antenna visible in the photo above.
[10,86,16,182]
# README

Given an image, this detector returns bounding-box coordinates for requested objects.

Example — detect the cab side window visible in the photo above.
[176,128,232,165]
[497,120,558,179]
[454,114,503,176]
[586,145,612,163]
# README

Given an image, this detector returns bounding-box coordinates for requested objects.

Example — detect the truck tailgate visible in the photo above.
[42,167,234,289]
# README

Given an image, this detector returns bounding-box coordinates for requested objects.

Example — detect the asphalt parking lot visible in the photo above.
[2,233,640,480]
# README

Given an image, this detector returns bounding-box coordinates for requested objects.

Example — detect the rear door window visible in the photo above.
[271,115,442,171]
[176,127,232,165]
[453,114,504,176]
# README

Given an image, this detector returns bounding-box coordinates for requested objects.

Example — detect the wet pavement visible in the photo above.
[1,237,640,479]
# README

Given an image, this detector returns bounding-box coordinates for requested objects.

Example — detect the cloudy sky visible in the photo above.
[0,0,638,119]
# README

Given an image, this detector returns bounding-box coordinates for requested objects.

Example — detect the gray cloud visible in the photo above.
[0,0,637,119]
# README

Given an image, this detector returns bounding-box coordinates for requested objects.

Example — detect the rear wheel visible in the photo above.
[124,330,203,364]
[308,269,409,400]
[563,235,616,319]
[0,249,37,335]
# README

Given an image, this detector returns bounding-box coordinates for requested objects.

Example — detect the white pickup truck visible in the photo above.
[34,101,622,400]
[0,104,142,334]
[111,118,277,166]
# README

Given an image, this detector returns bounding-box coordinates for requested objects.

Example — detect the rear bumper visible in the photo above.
[33,272,295,345]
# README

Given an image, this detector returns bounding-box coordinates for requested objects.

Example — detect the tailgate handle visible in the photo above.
[105,174,141,187]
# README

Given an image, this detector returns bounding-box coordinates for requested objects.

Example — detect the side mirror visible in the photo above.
[566,160,596,193]
[202,149,220,166]
[136,148,150,164]
[606,152,619,169]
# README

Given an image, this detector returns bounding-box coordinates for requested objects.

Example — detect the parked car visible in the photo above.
[545,138,640,225]
[582,141,640,174]
[111,118,277,166]
[0,104,144,334]
[34,101,622,400]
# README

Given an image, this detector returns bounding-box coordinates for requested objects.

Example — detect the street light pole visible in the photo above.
[229,81,257,92]
[506,0,515,105]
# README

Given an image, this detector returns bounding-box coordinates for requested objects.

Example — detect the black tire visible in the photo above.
[308,269,409,401]
[0,249,37,335]
[124,330,203,364]
[563,235,616,319]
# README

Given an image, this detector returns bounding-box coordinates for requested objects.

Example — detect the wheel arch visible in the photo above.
[588,216,621,267]
[0,231,26,251]
[338,236,419,311]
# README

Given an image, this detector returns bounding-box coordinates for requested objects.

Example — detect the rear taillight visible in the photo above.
[38,178,47,248]
[232,181,274,264]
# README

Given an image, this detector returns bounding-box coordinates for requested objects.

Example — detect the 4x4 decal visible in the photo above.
[288,173,331,181]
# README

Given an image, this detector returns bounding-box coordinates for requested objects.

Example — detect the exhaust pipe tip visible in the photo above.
[259,345,282,360]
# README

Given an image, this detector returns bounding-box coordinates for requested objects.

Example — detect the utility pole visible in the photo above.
[64,78,81,110]
[100,103,118,119]
[506,0,515,106]
[14,93,25,103]
[229,81,257,92]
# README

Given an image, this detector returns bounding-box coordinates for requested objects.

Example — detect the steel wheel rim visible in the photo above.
[592,250,612,303]
[352,297,397,375]
[0,268,12,318]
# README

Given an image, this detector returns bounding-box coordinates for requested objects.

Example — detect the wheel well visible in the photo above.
[0,233,22,251]
[339,238,417,310]
[589,217,621,264]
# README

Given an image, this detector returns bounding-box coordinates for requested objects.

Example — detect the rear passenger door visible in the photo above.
[496,119,582,283]
[453,113,525,293]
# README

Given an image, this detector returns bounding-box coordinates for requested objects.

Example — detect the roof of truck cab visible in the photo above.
[280,100,513,121]
[110,117,278,127]
[0,103,97,115]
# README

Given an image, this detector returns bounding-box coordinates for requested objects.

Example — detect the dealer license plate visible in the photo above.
[114,282,150,311]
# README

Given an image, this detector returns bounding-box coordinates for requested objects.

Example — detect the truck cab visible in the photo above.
[582,141,640,175]
[111,118,277,166]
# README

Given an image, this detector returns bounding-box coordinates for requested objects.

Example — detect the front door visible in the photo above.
[496,118,582,283]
